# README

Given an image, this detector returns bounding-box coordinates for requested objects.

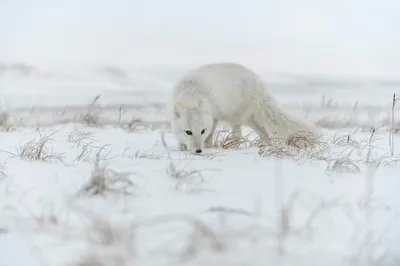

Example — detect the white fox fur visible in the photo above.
[169,62,320,154]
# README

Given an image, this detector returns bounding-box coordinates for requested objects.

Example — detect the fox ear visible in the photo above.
[174,102,184,119]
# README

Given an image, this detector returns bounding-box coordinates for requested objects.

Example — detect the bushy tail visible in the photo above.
[259,95,321,138]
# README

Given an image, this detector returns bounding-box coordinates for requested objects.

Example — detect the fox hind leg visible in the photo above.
[232,123,243,146]
[246,116,271,144]
[231,124,242,139]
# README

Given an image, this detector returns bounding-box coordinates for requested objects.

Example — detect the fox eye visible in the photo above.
[185,130,192,135]
[201,129,206,134]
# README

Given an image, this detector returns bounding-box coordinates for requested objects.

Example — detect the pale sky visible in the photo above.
[0,0,399,76]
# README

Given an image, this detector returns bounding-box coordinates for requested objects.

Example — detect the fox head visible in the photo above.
[172,99,213,154]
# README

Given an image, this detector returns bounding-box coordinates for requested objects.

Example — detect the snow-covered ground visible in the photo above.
[0,64,400,266]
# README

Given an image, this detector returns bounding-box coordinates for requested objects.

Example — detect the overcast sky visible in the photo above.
[0,0,399,76]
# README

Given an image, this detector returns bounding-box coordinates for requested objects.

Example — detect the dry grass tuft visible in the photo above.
[68,131,97,162]
[121,118,145,132]
[160,132,218,193]
[285,130,321,149]
[85,217,134,247]
[331,131,359,147]
[210,128,323,157]
[72,214,135,266]
[180,218,229,260]
[77,95,103,127]
[118,118,170,132]
[259,139,299,158]
[0,110,14,132]
[1,130,65,163]
[254,126,400,171]
[68,131,116,162]
[326,157,361,173]
[77,156,142,197]
[210,130,263,149]
[131,150,163,160]
[122,148,163,160]
[200,151,226,160]
[68,131,96,146]
[258,131,327,160]
[212,130,249,149]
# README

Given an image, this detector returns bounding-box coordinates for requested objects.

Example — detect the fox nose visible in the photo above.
[195,149,202,154]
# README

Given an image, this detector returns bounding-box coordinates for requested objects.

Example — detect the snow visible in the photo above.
[0,65,400,266]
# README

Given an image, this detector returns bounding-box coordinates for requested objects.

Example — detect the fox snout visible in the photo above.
[190,140,204,155]
[190,146,203,155]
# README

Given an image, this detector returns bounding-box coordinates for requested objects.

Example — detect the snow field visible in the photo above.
[0,66,399,265]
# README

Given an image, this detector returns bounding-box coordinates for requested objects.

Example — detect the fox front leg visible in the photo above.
[205,119,218,148]
[205,135,213,148]
[179,142,188,151]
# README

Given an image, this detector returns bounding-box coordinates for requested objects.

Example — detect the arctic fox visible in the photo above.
[169,62,320,154]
